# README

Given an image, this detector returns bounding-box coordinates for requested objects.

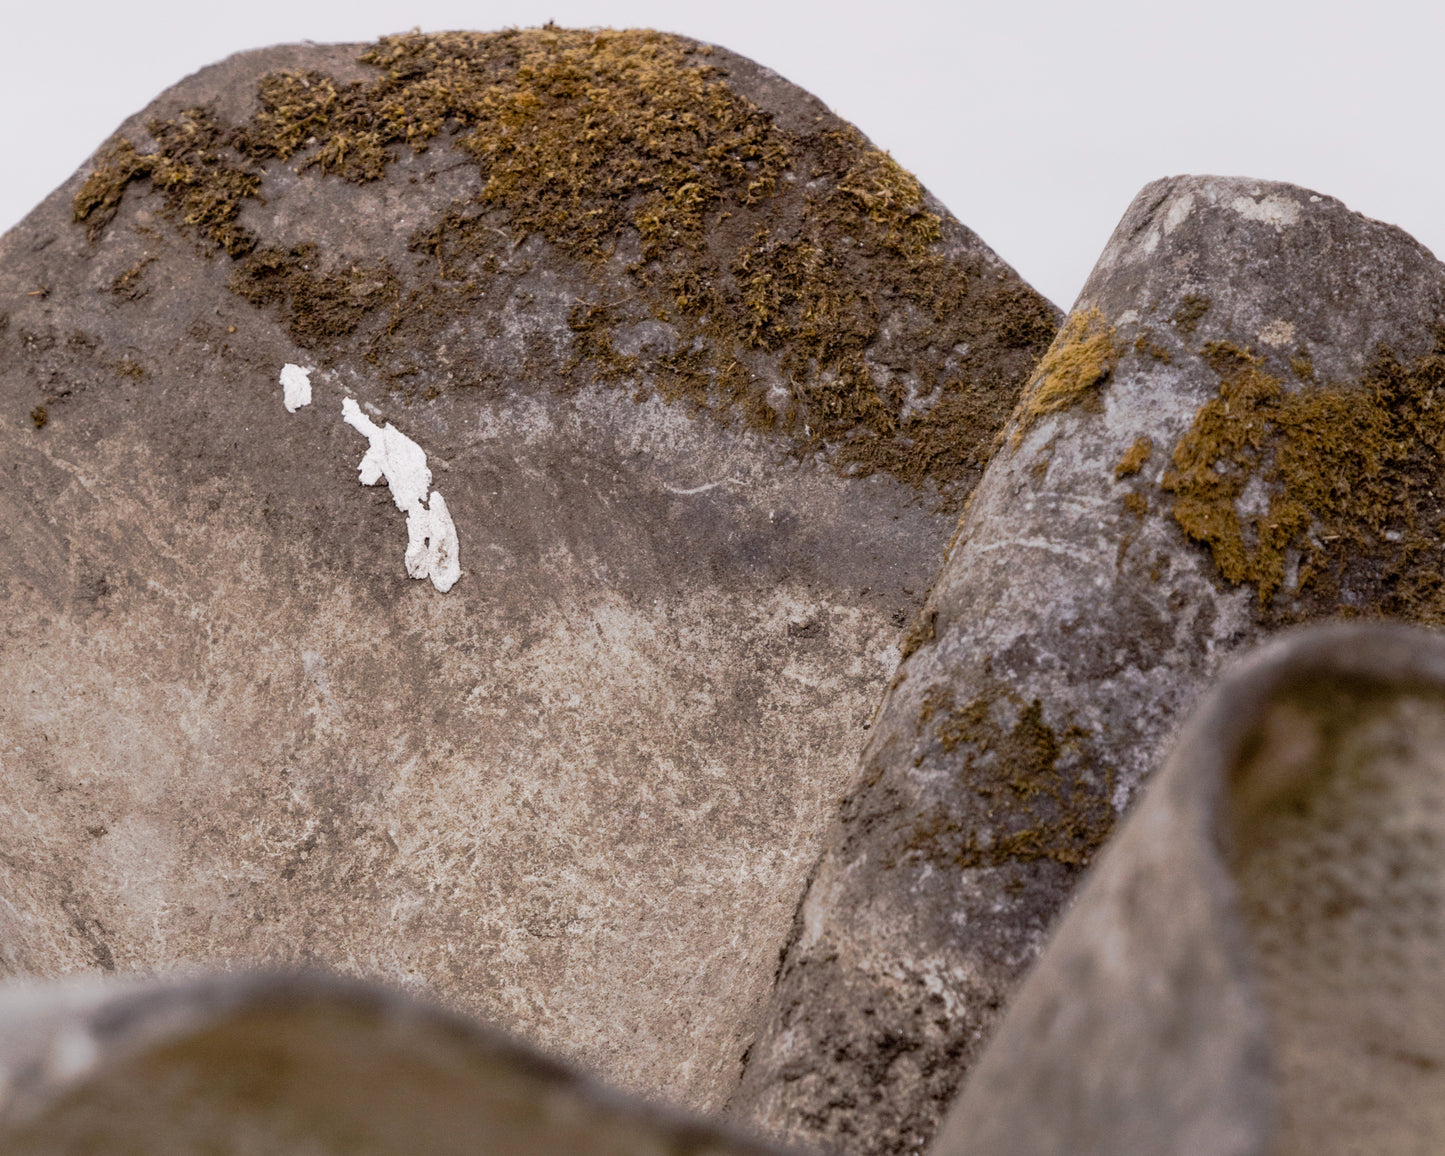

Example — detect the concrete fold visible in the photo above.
[0,28,1056,1113]
[933,621,1445,1155]
[730,176,1445,1153]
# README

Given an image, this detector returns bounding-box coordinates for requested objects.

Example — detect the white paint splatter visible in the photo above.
[1230,194,1301,230]
[280,363,313,412]
[341,397,461,592]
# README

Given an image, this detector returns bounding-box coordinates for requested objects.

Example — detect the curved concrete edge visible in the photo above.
[0,970,788,1155]
[930,620,1445,1155]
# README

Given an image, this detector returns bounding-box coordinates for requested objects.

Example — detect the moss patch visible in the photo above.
[910,684,1115,871]
[1171,293,1211,337]
[1010,306,1118,448]
[229,245,401,347]
[1114,435,1152,479]
[1133,328,1171,363]
[75,110,261,256]
[1163,340,1445,618]
[30,405,47,429]
[70,26,1057,499]
[110,255,157,300]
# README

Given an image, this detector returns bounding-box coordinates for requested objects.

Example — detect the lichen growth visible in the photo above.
[69,26,1058,499]
[1114,435,1153,479]
[1010,307,1119,448]
[1163,340,1445,617]
[910,685,1116,870]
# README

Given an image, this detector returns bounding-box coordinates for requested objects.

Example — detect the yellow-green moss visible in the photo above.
[1163,340,1445,617]
[911,685,1115,871]
[1114,435,1153,479]
[1010,307,1119,448]
[70,26,1059,496]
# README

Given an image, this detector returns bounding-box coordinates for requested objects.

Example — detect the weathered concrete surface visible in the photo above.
[730,177,1445,1152]
[0,30,1056,1114]
[934,622,1445,1155]
[0,970,786,1154]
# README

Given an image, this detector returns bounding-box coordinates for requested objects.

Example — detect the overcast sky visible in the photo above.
[5,0,1440,309]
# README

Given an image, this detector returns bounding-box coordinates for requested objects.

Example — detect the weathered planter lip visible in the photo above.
[1176,619,1445,853]
[930,618,1445,1156]
[0,968,788,1153]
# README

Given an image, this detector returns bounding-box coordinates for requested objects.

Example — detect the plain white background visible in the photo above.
[3,0,1440,309]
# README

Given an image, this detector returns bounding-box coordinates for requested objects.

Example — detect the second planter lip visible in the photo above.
[931,618,1445,1156]
[731,174,1445,1154]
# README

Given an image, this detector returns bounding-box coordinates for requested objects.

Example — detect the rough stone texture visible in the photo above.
[0,30,1055,1115]
[730,177,1445,1153]
[933,621,1445,1155]
[0,970,785,1154]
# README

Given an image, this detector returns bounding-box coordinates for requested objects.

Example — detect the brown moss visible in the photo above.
[1163,340,1445,618]
[74,111,261,256]
[30,405,47,429]
[1122,491,1149,517]
[1133,328,1171,363]
[1290,350,1315,380]
[110,255,157,300]
[69,26,1058,496]
[911,685,1115,871]
[116,360,144,380]
[1010,307,1118,448]
[1114,435,1153,479]
[229,245,400,348]
[1171,293,1211,336]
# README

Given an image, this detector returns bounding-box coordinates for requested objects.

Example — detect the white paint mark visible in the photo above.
[280,363,313,412]
[1231,194,1301,230]
[1163,193,1195,235]
[341,397,461,592]
[1258,319,1297,347]
[663,477,746,495]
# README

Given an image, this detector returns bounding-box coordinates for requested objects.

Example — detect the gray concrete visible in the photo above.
[731,177,1445,1153]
